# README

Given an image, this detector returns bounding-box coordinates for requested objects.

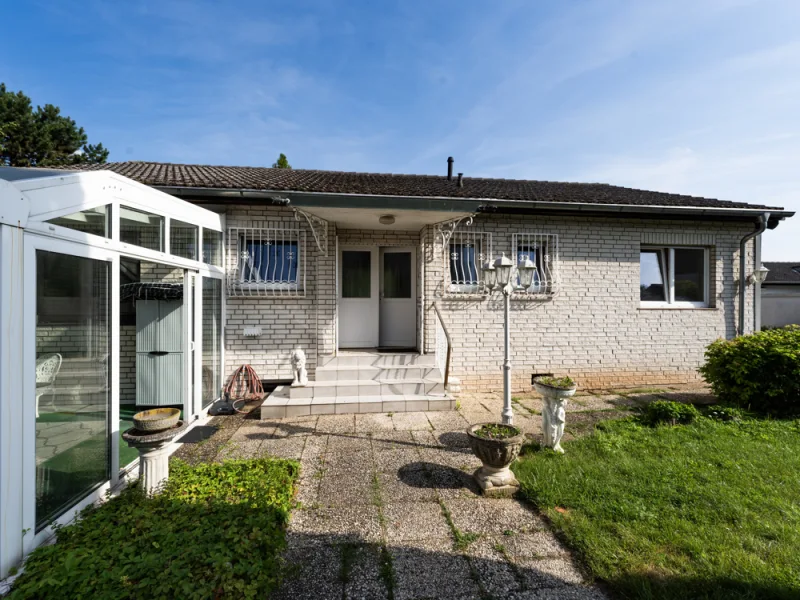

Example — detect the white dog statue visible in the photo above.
[290,346,308,387]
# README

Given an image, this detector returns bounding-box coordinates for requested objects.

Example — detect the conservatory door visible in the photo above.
[32,248,111,531]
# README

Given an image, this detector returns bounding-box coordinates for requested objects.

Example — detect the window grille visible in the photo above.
[227,225,306,297]
[446,230,492,295]
[511,233,559,296]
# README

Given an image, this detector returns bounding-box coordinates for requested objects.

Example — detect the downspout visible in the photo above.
[738,212,769,335]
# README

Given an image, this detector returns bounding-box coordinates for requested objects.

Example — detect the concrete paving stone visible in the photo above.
[323,447,375,474]
[259,436,307,460]
[425,410,470,433]
[410,429,444,448]
[272,541,344,600]
[466,536,525,597]
[432,429,472,449]
[294,476,320,509]
[344,543,389,600]
[517,557,588,591]
[317,474,376,507]
[392,411,433,431]
[228,422,276,443]
[215,439,262,461]
[355,412,395,433]
[289,504,383,545]
[271,415,320,437]
[383,501,453,543]
[325,433,373,455]
[371,430,416,451]
[443,498,547,536]
[460,408,495,427]
[378,470,439,504]
[490,531,568,560]
[426,468,482,500]
[316,414,357,434]
[418,446,479,473]
[389,538,483,600]
[510,588,609,600]
[373,448,425,474]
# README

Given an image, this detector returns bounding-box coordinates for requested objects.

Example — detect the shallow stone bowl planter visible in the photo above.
[133,407,181,433]
[533,377,577,454]
[466,422,525,497]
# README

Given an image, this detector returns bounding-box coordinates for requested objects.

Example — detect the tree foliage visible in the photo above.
[272,153,291,169]
[0,83,109,167]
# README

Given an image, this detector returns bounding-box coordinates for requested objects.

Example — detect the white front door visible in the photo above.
[379,247,417,349]
[338,247,379,348]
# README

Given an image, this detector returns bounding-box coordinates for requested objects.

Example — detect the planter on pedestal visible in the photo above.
[123,408,188,496]
[466,422,524,497]
[533,377,577,453]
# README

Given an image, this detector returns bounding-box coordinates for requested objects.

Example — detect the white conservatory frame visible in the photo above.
[0,169,225,578]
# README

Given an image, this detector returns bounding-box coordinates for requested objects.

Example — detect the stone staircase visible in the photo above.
[260,351,454,419]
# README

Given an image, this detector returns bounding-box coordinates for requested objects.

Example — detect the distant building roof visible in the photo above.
[56,160,786,212]
[763,262,800,284]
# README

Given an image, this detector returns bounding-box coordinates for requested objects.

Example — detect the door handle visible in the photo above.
[148,351,169,356]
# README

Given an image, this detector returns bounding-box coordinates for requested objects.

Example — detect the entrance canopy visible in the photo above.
[0,168,224,270]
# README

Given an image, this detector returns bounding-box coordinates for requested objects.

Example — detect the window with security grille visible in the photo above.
[512,233,559,295]
[228,226,305,296]
[447,230,491,295]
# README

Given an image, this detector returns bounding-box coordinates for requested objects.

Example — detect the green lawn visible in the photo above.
[12,458,298,600]
[513,415,800,600]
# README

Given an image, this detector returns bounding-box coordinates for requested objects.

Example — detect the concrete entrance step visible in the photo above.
[315,363,438,381]
[319,351,436,368]
[261,386,455,419]
[288,378,445,399]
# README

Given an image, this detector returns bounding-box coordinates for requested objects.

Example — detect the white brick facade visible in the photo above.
[220,205,758,392]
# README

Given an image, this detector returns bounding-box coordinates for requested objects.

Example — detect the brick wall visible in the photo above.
[221,205,757,392]
[422,214,755,391]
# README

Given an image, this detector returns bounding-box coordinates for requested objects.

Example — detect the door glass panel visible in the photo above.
[674,249,705,302]
[342,251,371,298]
[202,278,222,408]
[383,252,411,298]
[36,250,110,531]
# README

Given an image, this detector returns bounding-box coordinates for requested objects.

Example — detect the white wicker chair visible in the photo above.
[35,354,62,418]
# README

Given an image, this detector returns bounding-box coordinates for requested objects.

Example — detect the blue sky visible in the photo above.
[4,0,799,258]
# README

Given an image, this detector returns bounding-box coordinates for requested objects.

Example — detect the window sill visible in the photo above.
[638,305,716,311]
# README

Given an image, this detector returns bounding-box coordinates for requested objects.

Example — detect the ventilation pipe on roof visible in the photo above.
[447,157,454,181]
[738,212,769,335]
[457,173,463,187]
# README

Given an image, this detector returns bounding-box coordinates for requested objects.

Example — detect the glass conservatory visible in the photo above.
[0,168,225,577]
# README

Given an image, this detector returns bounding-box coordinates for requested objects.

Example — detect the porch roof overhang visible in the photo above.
[158,185,794,230]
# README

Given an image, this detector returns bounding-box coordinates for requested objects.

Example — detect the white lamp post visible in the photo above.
[482,252,538,426]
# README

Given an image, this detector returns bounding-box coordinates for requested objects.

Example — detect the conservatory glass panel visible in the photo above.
[202,278,222,409]
[170,219,198,260]
[46,205,111,238]
[35,250,110,531]
[120,205,164,252]
[202,228,223,267]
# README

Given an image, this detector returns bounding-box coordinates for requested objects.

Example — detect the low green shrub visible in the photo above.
[639,400,700,426]
[705,405,746,422]
[9,458,298,600]
[700,326,800,414]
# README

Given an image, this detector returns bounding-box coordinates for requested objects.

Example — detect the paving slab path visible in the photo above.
[173,391,623,600]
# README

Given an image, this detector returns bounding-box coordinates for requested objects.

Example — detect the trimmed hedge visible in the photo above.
[699,325,800,414]
[8,458,298,600]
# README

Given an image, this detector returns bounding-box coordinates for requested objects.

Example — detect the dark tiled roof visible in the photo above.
[763,262,800,284]
[59,160,784,211]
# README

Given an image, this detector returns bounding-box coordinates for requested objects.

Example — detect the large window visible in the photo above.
[35,251,110,530]
[640,247,709,307]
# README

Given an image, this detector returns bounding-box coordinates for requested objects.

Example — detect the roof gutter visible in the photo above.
[155,185,793,226]
[738,212,770,335]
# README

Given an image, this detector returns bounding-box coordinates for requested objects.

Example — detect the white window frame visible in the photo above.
[227,226,306,297]
[445,230,492,296]
[640,246,710,308]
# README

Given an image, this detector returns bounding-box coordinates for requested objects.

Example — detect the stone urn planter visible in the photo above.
[466,422,525,497]
[123,411,188,496]
[533,376,577,454]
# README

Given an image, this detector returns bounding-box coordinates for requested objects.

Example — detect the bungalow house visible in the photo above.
[761,262,800,327]
[60,159,793,414]
[0,161,793,577]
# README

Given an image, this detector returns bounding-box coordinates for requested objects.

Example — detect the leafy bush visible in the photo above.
[639,400,701,426]
[9,458,298,600]
[705,405,746,422]
[535,375,576,389]
[700,326,800,414]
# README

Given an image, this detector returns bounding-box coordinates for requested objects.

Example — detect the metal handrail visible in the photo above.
[433,302,451,388]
